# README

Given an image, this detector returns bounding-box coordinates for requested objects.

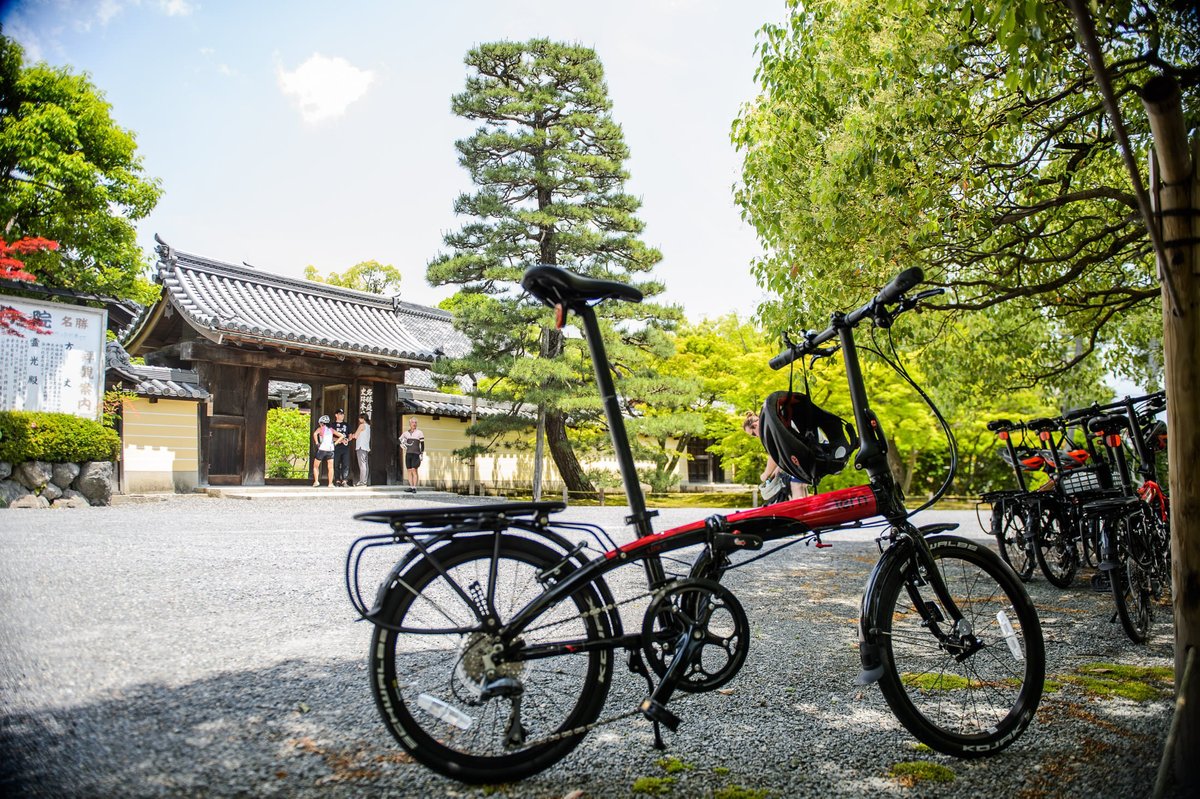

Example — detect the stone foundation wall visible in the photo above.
[0,461,115,508]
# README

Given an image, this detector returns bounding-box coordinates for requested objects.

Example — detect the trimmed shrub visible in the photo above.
[0,411,119,464]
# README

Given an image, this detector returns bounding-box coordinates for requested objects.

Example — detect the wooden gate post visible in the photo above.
[1143,75,1199,793]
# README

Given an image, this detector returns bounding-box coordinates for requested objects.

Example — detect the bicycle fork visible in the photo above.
[857,529,973,684]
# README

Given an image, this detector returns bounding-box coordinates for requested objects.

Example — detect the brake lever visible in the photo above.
[808,346,839,368]
[895,287,945,313]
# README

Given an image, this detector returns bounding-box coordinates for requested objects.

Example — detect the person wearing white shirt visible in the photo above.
[351,412,372,486]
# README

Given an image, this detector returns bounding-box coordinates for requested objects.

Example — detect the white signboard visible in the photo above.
[0,295,107,419]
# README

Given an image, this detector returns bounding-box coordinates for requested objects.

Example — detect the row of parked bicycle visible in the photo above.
[980,391,1169,644]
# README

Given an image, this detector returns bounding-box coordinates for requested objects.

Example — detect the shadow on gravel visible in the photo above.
[0,657,394,799]
[0,645,1180,799]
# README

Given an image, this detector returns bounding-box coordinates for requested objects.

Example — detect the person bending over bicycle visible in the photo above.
[743,410,809,502]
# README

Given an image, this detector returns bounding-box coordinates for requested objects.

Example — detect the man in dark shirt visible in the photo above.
[333,409,351,487]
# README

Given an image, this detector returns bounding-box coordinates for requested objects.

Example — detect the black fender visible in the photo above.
[369,527,622,638]
[855,526,961,686]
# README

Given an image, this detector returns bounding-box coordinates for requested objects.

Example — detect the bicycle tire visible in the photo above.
[1034,502,1077,588]
[1109,515,1153,644]
[993,499,1035,582]
[369,536,612,783]
[874,537,1044,757]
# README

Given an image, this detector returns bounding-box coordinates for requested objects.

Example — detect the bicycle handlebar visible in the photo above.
[769,267,927,371]
[1063,391,1166,423]
[874,266,924,306]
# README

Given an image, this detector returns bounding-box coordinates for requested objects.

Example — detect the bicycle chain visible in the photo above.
[519,584,665,636]
[502,584,677,749]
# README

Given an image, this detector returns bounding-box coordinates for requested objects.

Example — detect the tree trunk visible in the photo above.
[536,325,593,493]
[1144,78,1199,794]
[545,409,593,492]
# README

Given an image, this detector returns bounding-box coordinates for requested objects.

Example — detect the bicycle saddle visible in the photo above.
[522,264,643,310]
[1026,417,1060,433]
[986,419,1014,432]
[1087,414,1130,435]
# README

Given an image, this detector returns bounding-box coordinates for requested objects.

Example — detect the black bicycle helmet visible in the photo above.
[760,391,857,485]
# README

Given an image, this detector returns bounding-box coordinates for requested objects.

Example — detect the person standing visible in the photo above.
[743,410,809,502]
[332,409,351,486]
[312,415,337,488]
[351,412,371,486]
[399,417,425,494]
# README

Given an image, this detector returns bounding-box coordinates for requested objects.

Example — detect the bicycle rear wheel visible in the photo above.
[369,536,612,783]
[1034,502,1077,588]
[874,537,1044,757]
[993,499,1035,581]
[1109,514,1153,644]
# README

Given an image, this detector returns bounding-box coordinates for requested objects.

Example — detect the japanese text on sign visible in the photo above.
[0,295,107,419]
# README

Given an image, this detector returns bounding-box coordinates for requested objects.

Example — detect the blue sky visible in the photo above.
[1,0,786,320]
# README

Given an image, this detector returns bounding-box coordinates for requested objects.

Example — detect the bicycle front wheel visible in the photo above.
[875,537,1045,757]
[993,499,1035,582]
[369,535,613,783]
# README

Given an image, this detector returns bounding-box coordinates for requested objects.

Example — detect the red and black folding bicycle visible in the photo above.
[345,265,1045,783]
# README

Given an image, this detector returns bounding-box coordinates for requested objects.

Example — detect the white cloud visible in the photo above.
[276,53,375,124]
[159,0,196,16]
[96,0,125,26]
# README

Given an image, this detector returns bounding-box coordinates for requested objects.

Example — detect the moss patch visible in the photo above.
[712,766,731,776]
[632,776,676,795]
[901,672,975,691]
[889,761,956,786]
[1062,662,1173,701]
[714,786,770,799]
[656,756,693,774]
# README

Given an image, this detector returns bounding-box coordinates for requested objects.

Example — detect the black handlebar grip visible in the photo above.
[874,267,924,306]
[769,348,798,371]
[1063,406,1097,422]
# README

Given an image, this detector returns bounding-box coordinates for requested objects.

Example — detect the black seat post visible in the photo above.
[575,304,656,540]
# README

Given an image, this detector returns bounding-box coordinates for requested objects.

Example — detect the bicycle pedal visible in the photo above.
[639,698,681,731]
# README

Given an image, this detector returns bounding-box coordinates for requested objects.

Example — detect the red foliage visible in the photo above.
[0,236,58,283]
[0,236,59,335]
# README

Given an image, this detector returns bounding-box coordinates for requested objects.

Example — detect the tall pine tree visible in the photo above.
[429,39,671,492]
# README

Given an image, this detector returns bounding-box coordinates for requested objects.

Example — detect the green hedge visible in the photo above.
[0,411,119,464]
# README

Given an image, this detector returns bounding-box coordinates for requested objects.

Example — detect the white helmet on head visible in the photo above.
[318,415,330,425]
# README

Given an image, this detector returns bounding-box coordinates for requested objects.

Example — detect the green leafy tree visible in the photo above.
[667,315,780,486]
[428,39,670,492]
[265,407,310,478]
[0,34,162,303]
[615,325,704,493]
[733,0,1197,386]
[304,260,402,294]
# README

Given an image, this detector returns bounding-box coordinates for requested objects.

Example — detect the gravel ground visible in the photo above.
[0,494,1183,798]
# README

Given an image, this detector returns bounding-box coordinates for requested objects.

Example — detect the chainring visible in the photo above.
[640,578,750,693]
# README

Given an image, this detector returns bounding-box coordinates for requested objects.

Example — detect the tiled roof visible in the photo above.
[124,239,470,366]
[106,342,210,401]
[398,387,530,420]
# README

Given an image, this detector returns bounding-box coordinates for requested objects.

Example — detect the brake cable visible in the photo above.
[861,318,958,517]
